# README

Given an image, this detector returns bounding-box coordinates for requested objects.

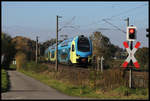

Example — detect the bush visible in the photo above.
[1,69,9,92]
[9,64,16,70]
[22,61,48,73]
[15,52,27,70]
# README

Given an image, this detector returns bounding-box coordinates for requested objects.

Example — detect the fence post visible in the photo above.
[101,56,104,73]
[97,56,100,71]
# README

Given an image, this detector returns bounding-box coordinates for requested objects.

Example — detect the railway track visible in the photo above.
[42,62,93,73]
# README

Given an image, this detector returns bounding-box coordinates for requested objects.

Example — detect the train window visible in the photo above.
[61,41,68,47]
[77,37,90,52]
[72,45,75,52]
[51,51,55,58]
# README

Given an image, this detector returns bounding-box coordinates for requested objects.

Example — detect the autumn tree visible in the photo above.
[11,36,36,61]
[90,31,123,68]
[1,32,16,69]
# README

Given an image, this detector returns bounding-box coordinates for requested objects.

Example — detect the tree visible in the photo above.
[135,47,149,70]
[40,38,56,56]
[90,31,112,68]
[11,36,36,61]
[90,31,124,69]
[1,32,16,69]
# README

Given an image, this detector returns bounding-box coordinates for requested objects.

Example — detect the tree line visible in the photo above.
[1,31,149,70]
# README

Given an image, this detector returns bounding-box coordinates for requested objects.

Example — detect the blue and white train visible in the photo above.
[44,35,92,65]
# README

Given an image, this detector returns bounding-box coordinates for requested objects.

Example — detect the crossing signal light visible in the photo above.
[127,26,137,41]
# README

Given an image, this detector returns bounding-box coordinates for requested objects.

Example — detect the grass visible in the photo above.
[1,69,9,92]
[18,69,149,99]
[9,64,17,70]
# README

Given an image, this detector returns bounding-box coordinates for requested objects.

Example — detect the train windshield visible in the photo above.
[77,37,90,52]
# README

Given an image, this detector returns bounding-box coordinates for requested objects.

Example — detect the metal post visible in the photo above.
[125,17,129,45]
[125,17,132,88]
[55,15,62,71]
[129,41,133,88]
[56,16,58,71]
[36,36,38,63]
[39,43,40,62]
[127,17,129,26]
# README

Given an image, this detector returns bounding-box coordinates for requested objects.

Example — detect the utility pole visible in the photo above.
[56,15,62,71]
[36,36,38,64]
[125,17,132,88]
[39,43,40,62]
[125,17,129,26]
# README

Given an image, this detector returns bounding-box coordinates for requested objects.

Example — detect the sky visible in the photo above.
[2,1,149,48]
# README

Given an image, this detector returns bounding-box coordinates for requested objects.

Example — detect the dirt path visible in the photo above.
[1,70,90,100]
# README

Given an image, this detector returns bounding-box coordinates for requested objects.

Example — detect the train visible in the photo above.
[44,35,92,65]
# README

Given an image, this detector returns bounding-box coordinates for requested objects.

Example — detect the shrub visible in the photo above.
[1,69,9,92]
[15,52,27,70]
[9,64,16,70]
[22,61,48,73]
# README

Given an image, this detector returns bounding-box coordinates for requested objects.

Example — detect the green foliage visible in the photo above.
[1,33,12,53]
[1,32,16,69]
[22,61,48,73]
[114,86,148,96]
[1,69,9,92]
[9,64,17,70]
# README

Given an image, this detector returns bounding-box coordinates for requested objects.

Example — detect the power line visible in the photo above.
[61,16,76,26]
[109,4,147,19]
[102,19,126,34]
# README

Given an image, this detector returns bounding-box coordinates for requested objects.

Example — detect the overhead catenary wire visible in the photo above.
[84,4,147,32]
[102,19,126,34]
[109,3,148,20]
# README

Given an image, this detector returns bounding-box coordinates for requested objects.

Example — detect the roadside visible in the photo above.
[19,68,149,99]
[1,69,10,92]
[3,63,148,100]
[2,70,89,100]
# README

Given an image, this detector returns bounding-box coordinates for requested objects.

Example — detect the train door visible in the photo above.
[70,41,76,63]
[50,50,56,62]
[48,51,51,61]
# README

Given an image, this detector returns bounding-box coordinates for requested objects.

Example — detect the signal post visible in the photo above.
[56,15,62,71]
[122,25,140,88]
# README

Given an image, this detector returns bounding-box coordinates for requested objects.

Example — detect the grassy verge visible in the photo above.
[9,64,16,70]
[18,69,148,99]
[1,69,10,92]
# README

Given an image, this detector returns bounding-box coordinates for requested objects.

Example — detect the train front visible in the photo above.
[75,35,92,65]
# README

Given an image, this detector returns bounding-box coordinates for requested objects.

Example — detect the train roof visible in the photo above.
[58,38,74,48]
[45,35,90,52]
